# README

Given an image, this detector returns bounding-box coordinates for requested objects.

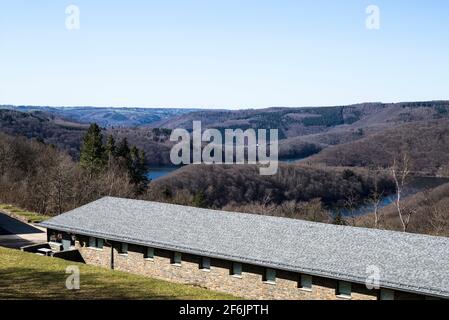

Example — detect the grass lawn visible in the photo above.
[0,204,51,223]
[0,247,238,300]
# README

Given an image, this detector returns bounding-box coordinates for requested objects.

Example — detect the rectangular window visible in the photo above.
[172,252,182,265]
[144,247,154,260]
[337,281,352,298]
[119,243,128,255]
[299,274,313,290]
[88,237,103,249]
[380,289,395,300]
[264,268,276,284]
[231,262,242,277]
[49,231,62,243]
[200,257,211,270]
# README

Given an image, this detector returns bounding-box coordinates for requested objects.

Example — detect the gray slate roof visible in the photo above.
[39,197,449,298]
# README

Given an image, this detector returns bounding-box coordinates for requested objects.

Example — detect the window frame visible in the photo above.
[171,252,182,266]
[200,257,211,271]
[144,247,154,260]
[119,242,128,255]
[263,268,276,284]
[379,289,395,300]
[299,274,313,291]
[337,281,352,299]
[88,237,103,250]
[49,231,63,244]
[231,262,242,278]
[88,236,95,248]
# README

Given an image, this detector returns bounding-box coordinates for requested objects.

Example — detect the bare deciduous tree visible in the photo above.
[344,191,358,227]
[390,153,411,232]
[422,189,449,236]
[368,167,384,228]
[0,132,141,216]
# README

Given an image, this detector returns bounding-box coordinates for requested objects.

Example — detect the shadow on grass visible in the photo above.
[0,235,38,249]
[0,267,212,300]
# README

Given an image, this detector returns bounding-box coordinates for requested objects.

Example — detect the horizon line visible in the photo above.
[1,99,449,111]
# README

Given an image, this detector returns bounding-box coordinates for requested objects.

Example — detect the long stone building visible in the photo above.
[39,197,449,300]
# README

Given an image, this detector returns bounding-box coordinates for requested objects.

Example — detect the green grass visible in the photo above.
[0,247,238,300]
[0,204,51,223]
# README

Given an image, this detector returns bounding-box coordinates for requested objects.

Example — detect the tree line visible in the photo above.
[0,124,148,215]
[147,164,396,218]
[80,123,148,191]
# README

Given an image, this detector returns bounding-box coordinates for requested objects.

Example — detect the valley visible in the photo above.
[2,100,449,236]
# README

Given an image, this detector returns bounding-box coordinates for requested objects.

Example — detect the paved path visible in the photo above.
[0,212,46,249]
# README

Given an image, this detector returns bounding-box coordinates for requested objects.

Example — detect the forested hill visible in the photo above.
[306,119,449,176]
[147,164,394,211]
[1,105,197,128]
[2,100,449,166]
[0,109,87,159]
[0,109,174,165]
[149,101,449,139]
[4,101,449,137]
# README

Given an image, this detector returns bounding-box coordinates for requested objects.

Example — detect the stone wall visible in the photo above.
[73,235,416,300]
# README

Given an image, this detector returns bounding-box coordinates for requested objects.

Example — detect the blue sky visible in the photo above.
[1,0,448,109]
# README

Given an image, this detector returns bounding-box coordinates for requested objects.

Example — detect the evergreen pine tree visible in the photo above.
[116,138,131,159]
[105,135,116,157]
[137,149,148,182]
[129,146,139,183]
[129,146,149,187]
[79,123,105,175]
[105,135,116,168]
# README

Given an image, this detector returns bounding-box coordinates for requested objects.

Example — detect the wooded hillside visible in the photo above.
[307,120,449,176]
[147,164,394,215]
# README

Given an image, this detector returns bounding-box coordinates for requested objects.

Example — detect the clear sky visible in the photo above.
[1,0,448,109]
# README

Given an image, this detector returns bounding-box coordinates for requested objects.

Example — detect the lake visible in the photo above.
[147,166,180,180]
[147,157,306,180]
